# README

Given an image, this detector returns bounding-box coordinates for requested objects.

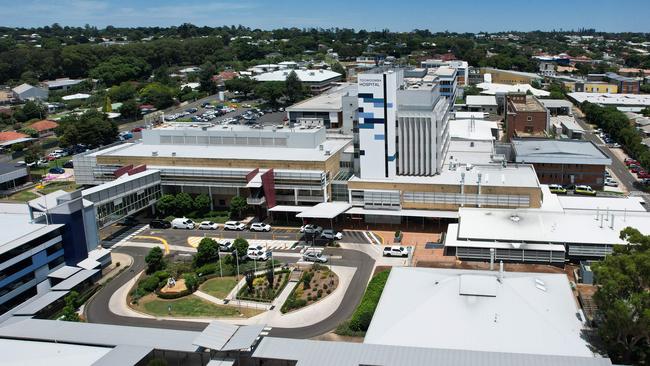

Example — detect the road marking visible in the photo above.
[134,235,171,254]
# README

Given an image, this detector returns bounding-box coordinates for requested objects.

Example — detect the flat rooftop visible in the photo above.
[364,267,593,357]
[155,123,322,134]
[509,96,546,112]
[568,92,650,107]
[513,139,611,165]
[448,119,498,141]
[0,338,112,366]
[0,203,63,253]
[466,95,497,106]
[286,83,357,112]
[97,138,350,163]
[456,207,650,245]
[351,163,540,188]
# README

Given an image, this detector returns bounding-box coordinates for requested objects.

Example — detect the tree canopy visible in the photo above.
[592,227,650,365]
[56,110,118,147]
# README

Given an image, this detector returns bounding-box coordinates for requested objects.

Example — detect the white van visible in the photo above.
[171,218,195,229]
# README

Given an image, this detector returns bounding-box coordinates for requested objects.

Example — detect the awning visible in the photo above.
[222,324,265,351]
[50,269,99,291]
[269,205,307,213]
[47,265,81,279]
[13,291,69,316]
[193,321,238,350]
[296,202,351,219]
[346,207,459,219]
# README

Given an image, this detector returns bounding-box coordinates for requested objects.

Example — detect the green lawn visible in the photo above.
[199,276,238,299]
[7,190,39,202]
[37,180,80,195]
[140,295,259,318]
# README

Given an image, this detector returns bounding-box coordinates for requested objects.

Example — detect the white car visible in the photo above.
[383,246,409,257]
[198,221,219,230]
[321,229,343,240]
[249,223,271,232]
[171,218,195,230]
[604,178,618,187]
[247,246,271,261]
[300,224,323,234]
[302,251,328,263]
[223,221,246,231]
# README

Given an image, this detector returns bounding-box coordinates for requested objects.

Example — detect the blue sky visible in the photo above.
[1,0,649,32]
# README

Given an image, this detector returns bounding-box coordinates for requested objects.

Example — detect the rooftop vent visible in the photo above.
[152,151,158,157]
[325,150,331,156]
[319,144,324,151]
[509,214,521,223]
[171,152,176,157]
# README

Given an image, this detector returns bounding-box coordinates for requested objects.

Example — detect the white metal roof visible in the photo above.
[477,82,550,97]
[0,338,111,366]
[0,319,200,352]
[62,93,91,100]
[453,111,487,119]
[50,269,99,291]
[346,207,459,219]
[286,83,357,112]
[296,202,351,219]
[13,291,69,316]
[193,321,238,350]
[456,207,650,245]
[222,324,265,350]
[466,95,497,106]
[540,99,573,109]
[90,345,153,366]
[364,267,594,357]
[568,92,650,107]
[253,69,341,83]
[253,337,612,366]
[268,205,308,213]
[448,119,498,141]
[558,195,647,213]
[444,223,567,252]
[48,265,82,279]
[100,139,349,163]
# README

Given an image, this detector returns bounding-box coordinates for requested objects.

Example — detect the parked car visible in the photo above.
[198,221,219,230]
[604,178,618,187]
[150,219,171,229]
[247,246,270,261]
[574,185,597,196]
[171,218,195,229]
[48,167,65,174]
[249,222,271,232]
[218,240,233,252]
[383,246,409,257]
[624,159,639,166]
[131,127,143,132]
[63,160,74,169]
[302,251,328,263]
[637,170,650,179]
[548,184,567,194]
[224,221,246,231]
[320,229,343,240]
[47,152,62,160]
[630,165,642,173]
[300,224,323,235]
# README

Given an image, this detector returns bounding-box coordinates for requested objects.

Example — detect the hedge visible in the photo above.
[348,269,391,332]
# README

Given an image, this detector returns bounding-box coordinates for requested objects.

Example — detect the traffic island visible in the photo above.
[281,264,339,313]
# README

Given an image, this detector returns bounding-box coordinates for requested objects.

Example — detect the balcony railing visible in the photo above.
[247,196,266,205]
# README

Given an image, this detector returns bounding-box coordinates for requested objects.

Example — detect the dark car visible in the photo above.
[150,219,171,229]
[48,167,65,174]
[63,161,74,169]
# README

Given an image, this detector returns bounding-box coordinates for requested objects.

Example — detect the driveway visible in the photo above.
[84,244,375,339]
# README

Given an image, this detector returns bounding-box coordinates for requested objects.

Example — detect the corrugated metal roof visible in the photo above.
[13,291,69,316]
[222,325,265,350]
[252,337,613,366]
[50,269,99,291]
[192,321,238,350]
[91,345,152,366]
[47,265,81,279]
[0,319,200,352]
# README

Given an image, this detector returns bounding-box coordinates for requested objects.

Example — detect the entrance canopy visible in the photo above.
[268,205,307,213]
[346,207,459,219]
[296,202,351,219]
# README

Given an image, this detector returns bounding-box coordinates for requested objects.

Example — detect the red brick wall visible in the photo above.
[532,162,606,189]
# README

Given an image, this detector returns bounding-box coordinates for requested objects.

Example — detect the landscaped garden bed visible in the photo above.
[281,264,339,313]
[236,268,291,303]
[131,294,263,318]
[335,268,391,337]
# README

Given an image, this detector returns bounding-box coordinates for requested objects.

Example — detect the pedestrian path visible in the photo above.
[186,236,298,250]
[103,224,150,248]
[340,230,373,244]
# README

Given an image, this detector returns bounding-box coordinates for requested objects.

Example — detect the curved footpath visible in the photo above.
[84,246,375,338]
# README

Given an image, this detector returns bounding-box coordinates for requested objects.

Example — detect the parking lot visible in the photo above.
[137,223,373,250]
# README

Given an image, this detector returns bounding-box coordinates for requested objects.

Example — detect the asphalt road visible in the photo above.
[575,116,650,207]
[84,245,375,338]
[143,226,373,246]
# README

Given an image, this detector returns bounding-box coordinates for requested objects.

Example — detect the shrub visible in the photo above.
[348,270,391,332]
[326,289,331,294]
[139,275,161,293]
[183,273,199,292]
[195,263,217,276]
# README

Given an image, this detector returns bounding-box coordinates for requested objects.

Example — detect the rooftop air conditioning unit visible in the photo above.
[171,152,176,157]
[152,151,158,157]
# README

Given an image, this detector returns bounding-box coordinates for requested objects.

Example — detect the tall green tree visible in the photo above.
[331,62,347,79]
[284,70,304,104]
[592,227,650,365]
[194,238,219,267]
[193,194,211,216]
[56,110,118,147]
[199,62,218,95]
[229,196,248,219]
[232,238,249,259]
[145,246,165,274]
[155,194,176,218]
[174,192,194,216]
[139,83,176,109]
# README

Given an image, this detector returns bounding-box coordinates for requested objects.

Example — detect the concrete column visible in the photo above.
[208,186,214,211]
[294,189,299,205]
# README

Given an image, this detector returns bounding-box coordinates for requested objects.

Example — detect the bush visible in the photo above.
[183,273,199,292]
[348,270,391,332]
[139,275,162,293]
[195,263,217,276]
[335,320,367,337]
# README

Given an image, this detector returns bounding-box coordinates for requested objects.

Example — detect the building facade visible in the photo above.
[505,94,550,140]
